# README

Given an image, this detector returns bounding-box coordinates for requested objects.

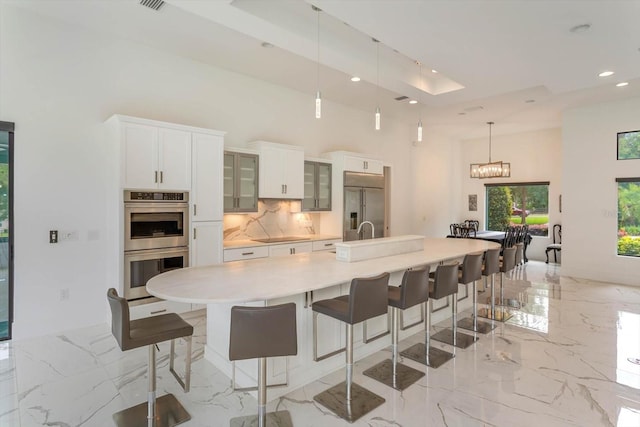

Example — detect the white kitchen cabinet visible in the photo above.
[192,133,224,221]
[122,122,192,190]
[343,154,383,175]
[191,222,223,267]
[312,238,342,252]
[268,242,312,257]
[249,141,304,199]
[224,246,269,262]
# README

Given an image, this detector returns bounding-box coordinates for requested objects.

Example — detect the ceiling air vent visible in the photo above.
[140,0,165,11]
[394,96,409,101]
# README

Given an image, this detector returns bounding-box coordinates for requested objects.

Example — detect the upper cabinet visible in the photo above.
[248,141,304,199]
[343,154,383,175]
[122,122,192,190]
[192,133,224,221]
[224,151,259,213]
[303,160,332,211]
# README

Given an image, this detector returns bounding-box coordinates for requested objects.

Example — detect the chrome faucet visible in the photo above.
[356,221,375,240]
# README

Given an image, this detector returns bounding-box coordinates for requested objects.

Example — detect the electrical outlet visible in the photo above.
[60,288,70,301]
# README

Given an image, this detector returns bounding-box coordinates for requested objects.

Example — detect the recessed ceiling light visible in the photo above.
[569,23,591,33]
[616,82,629,87]
[431,69,438,74]
[458,112,466,116]
[599,71,614,77]
[350,76,361,82]
[261,42,274,48]
[409,100,418,104]
[525,99,536,103]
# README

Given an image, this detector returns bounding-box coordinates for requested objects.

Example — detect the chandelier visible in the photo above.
[470,121,510,178]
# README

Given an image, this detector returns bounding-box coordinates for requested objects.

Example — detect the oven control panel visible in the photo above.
[125,191,188,202]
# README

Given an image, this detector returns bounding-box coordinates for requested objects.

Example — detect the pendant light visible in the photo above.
[417,61,423,142]
[313,5,321,119]
[374,38,381,130]
[470,121,511,178]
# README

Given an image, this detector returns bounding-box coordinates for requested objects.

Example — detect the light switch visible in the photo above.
[50,230,58,244]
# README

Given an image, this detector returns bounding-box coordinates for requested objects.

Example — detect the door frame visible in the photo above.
[0,121,14,340]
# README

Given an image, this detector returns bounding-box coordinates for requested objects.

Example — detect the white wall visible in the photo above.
[563,97,640,287]
[0,5,417,338]
[459,128,563,261]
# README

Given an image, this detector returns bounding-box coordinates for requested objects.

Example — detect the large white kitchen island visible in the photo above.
[147,237,499,398]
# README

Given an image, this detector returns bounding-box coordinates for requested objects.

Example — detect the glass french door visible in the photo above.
[0,122,13,340]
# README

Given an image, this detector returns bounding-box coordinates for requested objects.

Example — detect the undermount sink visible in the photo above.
[252,236,311,244]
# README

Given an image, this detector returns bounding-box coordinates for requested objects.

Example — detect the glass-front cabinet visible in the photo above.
[303,161,332,211]
[223,151,258,212]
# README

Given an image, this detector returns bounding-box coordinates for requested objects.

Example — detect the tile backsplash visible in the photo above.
[223,200,320,241]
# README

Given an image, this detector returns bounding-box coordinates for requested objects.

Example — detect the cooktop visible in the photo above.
[252,236,311,243]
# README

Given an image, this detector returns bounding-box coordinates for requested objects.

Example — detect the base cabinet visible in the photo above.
[191,222,223,267]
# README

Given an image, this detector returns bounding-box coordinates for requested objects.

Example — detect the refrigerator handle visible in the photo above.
[362,189,366,225]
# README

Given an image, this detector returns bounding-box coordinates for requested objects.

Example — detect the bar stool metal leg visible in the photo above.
[400,300,454,369]
[457,279,496,333]
[112,344,191,427]
[314,323,385,423]
[431,294,478,349]
[363,308,425,390]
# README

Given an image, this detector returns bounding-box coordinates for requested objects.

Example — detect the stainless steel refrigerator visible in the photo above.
[343,172,385,241]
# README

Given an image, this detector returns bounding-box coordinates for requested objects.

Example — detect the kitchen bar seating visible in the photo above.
[228,303,297,427]
[456,252,494,334]
[401,264,456,368]
[475,248,500,329]
[363,267,429,390]
[107,288,193,427]
[312,273,390,423]
[430,262,478,349]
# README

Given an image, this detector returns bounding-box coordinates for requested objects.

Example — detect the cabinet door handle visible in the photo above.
[193,228,196,239]
[324,243,333,247]
[160,171,163,183]
[155,171,158,183]
[242,252,254,256]
[150,309,167,315]
[194,204,197,216]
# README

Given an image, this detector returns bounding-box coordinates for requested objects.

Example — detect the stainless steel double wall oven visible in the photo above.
[123,190,189,301]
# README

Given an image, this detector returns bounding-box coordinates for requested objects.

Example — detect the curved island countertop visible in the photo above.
[147,237,500,305]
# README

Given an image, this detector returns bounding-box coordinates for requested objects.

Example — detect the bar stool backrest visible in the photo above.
[431,263,460,300]
[349,272,390,324]
[501,246,517,273]
[229,302,298,360]
[483,248,501,276]
[107,288,131,351]
[229,303,297,361]
[399,266,430,308]
[460,253,483,284]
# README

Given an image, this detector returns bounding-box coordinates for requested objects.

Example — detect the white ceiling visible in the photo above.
[11,0,640,140]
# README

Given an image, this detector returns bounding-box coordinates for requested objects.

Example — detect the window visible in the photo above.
[485,182,549,236]
[617,130,640,160]
[617,178,640,257]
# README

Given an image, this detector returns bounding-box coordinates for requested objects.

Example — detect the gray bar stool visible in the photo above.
[107,288,193,427]
[430,262,478,349]
[457,252,494,334]
[401,264,455,368]
[497,246,518,320]
[477,247,501,322]
[363,267,428,390]
[229,303,297,427]
[312,273,390,423]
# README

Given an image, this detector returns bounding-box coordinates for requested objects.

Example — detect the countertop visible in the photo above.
[223,234,341,249]
[148,237,499,304]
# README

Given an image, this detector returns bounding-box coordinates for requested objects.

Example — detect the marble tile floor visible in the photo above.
[1,261,640,426]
